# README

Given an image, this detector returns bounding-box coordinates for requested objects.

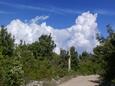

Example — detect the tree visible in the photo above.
[93,25,115,86]
[0,51,4,85]
[79,51,90,60]
[60,49,68,69]
[0,26,25,86]
[38,34,56,57]
[78,51,97,74]
[106,24,114,37]
[70,46,78,71]
[29,34,56,59]
[0,26,14,57]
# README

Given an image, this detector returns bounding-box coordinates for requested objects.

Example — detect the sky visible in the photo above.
[0,0,115,53]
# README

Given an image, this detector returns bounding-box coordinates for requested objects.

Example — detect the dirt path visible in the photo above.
[59,75,99,86]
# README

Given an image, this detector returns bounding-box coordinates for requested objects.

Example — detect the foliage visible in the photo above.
[0,26,24,86]
[29,34,56,59]
[78,51,99,75]
[93,25,115,86]
[70,46,79,71]
[2,57,24,86]
[0,26,14,57]
[60,49,68,69]
[1,25,115,86]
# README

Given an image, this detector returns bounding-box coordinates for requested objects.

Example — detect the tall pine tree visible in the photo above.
[0,26,14,57]
[94,25,115,86]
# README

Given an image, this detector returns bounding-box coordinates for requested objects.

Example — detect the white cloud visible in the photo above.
[30,16,49,23]
[7,12,99,54]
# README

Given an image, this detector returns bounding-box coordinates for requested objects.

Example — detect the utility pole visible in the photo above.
[68,48,71,72]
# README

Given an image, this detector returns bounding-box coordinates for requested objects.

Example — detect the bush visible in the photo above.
[3,58,24,86]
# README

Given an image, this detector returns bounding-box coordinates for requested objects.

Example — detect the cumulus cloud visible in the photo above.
[7,12,99,54]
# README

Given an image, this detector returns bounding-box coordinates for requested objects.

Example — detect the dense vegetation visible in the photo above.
[0,25,115,86]
[93,25,115,86]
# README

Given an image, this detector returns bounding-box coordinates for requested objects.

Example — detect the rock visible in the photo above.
[26,80,43,86]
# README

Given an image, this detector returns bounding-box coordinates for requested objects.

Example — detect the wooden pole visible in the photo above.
[68,49,71,72]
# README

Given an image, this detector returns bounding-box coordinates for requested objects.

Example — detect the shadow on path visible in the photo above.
[89,80,100,86]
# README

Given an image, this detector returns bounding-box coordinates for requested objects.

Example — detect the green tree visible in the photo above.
[94,25,115,86]
[78,51,97,75]
[60,49,68,69]
[0,26,14,57]
[29,34,56,59]
[38,34,56,57]
[70,46,78,71]
[0,51,4,85]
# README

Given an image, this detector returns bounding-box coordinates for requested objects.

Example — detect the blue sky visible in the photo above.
[0,0,115,36]
[1,0,115,53]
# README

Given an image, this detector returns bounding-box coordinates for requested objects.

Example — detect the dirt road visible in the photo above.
[59,75,99,86]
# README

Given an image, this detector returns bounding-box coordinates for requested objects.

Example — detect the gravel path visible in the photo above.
[59,75,99,86]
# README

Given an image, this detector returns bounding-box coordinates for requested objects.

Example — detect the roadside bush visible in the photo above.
[2,58,24,86]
